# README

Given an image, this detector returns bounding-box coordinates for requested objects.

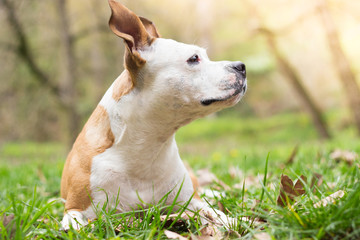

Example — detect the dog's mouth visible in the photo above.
[201,82,247,106]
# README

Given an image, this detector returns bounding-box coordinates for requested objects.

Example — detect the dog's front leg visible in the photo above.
[60,210,88,231]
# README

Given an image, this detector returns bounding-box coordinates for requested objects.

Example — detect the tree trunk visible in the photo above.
[317,0,360,136]
[89,0,108,102]
[55,0,81,144]
[0,0,61,98]
[261,29,331,139]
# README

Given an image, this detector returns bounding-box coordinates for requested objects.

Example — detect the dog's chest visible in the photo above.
[87,145,191,211]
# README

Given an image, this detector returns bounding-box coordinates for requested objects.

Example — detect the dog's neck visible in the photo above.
[98,75,182,177]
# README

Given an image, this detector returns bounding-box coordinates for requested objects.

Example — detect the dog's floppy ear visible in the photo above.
[108,1,158,60]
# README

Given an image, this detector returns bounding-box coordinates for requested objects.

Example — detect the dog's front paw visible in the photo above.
[200,208,237,229]
[60,210,88,231]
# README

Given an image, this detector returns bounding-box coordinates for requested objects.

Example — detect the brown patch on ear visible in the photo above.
[112,70,134,101]
[61,105,115,212]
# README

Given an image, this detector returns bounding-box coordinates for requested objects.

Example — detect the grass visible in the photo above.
[0,111,359,239]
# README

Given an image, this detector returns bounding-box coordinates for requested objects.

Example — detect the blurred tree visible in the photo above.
[89,0,108,101]
[259,28,331,139]
[317,0,360,136]
[0,0,60,97]
[246,0,331,139]
[196,0,214,51]
[0,0,80,144]
[55,0,80,143]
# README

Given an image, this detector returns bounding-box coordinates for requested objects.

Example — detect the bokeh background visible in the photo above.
[0,0,359,145]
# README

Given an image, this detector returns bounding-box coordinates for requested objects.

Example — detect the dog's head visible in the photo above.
[109,0,246,125]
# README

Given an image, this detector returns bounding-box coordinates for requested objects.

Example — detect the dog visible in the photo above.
[60,0,247,230]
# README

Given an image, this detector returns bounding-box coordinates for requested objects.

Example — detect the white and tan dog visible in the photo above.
[60,0,247,230]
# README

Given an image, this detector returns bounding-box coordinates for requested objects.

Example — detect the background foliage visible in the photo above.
[0,0,360,143]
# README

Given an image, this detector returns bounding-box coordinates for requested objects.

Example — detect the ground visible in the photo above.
[0,111,359,239]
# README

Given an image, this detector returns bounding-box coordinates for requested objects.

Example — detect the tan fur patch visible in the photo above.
[61,105,115,212]
[112,70,134,101]
[190,171,201,200]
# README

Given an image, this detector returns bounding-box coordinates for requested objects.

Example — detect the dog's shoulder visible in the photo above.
[112,70,134,102]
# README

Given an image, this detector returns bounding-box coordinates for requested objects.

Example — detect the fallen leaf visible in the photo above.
[313,190,345,208]
[0,214,16,239]
[159,211,197,231]
[164,230,188,240]
[229,166,243,179]
[200,224,217,236]
[197,169,217,187]
[310,173,323,192]
[233,174,262,189]
[293,175,307,196]
[159,211,195,222]
[277,175,294,206]
[199,223,222,240]
[197,169,230,190]
[1,214,14,227]
[277,175,307,206]
[254,232,272,240]
[327,182,337,189]
[330,149,358,166]
[36,216,50,224]
[217,201,225,213]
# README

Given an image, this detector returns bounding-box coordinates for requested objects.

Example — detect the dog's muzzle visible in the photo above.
[201,62,247,106]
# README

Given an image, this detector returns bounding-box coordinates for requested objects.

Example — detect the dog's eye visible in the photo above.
[187,54,200,64]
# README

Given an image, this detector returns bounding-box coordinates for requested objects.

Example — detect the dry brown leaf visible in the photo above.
[277,175,307,207]
[330,149,358,166]
[217,201,225,213]
[293,175,307,196]
[199,224,222,240]
[197,169,217,187]
[310,173,323,193]
[327,182,337,189]
[277,175,294,206]
[164,230,189,240]
[0,214,16,239]
[229,166,243,179]
[254,232,272,240]
[159,211,195,222]
[313,190,345,208]
[196,169,230,191]
[1,214,14,227]
[159,211,197,230]
[233,175,262,190]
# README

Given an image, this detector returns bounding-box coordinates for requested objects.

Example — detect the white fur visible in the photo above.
[61,38,246,230]
[60,210,88,230]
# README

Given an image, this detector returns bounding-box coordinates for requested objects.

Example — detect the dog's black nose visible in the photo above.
[230,62,246,78]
